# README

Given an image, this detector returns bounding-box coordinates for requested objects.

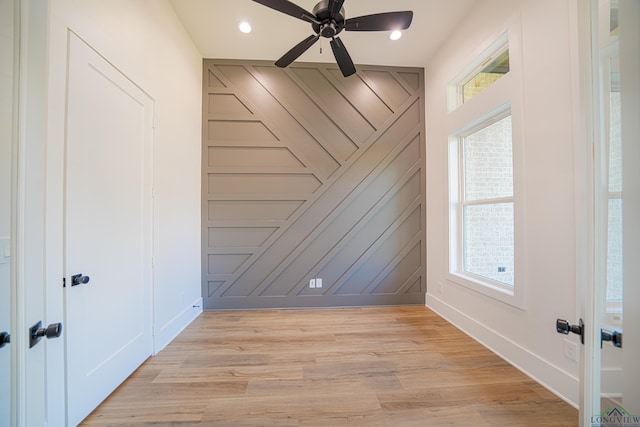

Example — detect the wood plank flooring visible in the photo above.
[81,306,578,426]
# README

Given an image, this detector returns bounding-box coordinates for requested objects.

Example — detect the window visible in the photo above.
[446,29,524,308]
[461,48,510,104]
[448,32,510,111]
[460,114,514,287]
[605,54,622,323]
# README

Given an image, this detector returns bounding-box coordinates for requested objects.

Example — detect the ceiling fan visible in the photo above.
[251,0,414,77]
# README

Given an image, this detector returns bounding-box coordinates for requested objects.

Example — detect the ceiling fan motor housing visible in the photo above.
[312,0,345,38]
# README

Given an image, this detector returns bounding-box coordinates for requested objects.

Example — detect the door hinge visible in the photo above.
[63,277,66,288]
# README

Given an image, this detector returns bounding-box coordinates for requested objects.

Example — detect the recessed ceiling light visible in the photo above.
[239,22,252,34]
[390,30,402,41]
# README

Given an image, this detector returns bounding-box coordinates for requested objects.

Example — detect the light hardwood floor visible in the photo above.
[82,306,578,426]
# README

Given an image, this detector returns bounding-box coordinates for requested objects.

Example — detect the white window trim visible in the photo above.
[446,19,527,310]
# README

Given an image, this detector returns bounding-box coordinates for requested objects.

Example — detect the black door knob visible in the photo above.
[601,328,623,348]
[0,331,9,349]
[43,322,62,339]
[29,321,63,348]
[71,273,90,286]
[556,318,584,344]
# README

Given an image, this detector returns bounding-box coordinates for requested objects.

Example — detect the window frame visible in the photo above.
[450,108,515,296]
[445,24,526,310]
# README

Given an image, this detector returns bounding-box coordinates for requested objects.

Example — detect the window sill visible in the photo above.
[446,271,526,310]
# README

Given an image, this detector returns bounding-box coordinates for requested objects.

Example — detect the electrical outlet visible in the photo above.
[564,339,578,362]
[438,282,444,294]
[309,279,316,289]
[316,278,322,289]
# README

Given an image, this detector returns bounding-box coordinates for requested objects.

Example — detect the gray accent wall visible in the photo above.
[202,59,426,310]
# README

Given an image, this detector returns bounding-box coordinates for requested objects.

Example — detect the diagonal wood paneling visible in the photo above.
[202,60,426,309]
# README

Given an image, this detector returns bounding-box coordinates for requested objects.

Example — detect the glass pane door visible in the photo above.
[599,13,624,417]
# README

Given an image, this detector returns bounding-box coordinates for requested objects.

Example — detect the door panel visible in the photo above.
[590,0,640,423]
[64,33,153,426]
[618,0,640,415]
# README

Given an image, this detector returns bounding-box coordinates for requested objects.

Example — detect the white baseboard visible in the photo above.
[426,293,579,408]
[153,297,203,354]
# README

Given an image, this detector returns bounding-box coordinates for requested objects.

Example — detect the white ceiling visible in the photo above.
[168,0,478,68]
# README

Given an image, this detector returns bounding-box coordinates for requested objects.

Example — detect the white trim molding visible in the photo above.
[427,293,580,408]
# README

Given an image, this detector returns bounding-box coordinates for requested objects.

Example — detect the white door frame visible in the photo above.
[7,0,19,425]
[568,1,597,424]
[578,1,600,423]
[572,0,608,425]
[15,0,55,426]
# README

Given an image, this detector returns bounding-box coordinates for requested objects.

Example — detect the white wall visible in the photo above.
[45,0,202,354]
[425,0,581,406]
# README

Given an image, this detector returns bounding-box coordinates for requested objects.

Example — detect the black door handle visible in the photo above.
[556,318,584,344]
[29,321,63,348]
[0,331,9,349]
[71,273,90,286]
[601,328,623,348]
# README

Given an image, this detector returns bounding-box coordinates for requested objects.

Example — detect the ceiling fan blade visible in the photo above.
[330,37,356,77]
[252,0,318,24]
[345,11,413,31]
[275,34,321,68]
[327,0,346,19]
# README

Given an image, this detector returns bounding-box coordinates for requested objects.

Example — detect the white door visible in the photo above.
[64,33,153,426]
[583,0,640,425]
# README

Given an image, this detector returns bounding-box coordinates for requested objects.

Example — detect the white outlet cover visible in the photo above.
[564,339,579,362]
[309,279,316,289]
[316,278,322,288]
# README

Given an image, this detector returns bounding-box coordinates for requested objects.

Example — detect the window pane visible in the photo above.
[605,55,622,322]
[608,79,622,193]
[462,49,510,104]
[607,197,623,305]
[463,203,514,286]
[463,115,513,201]
[610,0,619,35]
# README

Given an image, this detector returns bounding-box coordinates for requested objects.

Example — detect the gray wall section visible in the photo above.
[202,59,426,310]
